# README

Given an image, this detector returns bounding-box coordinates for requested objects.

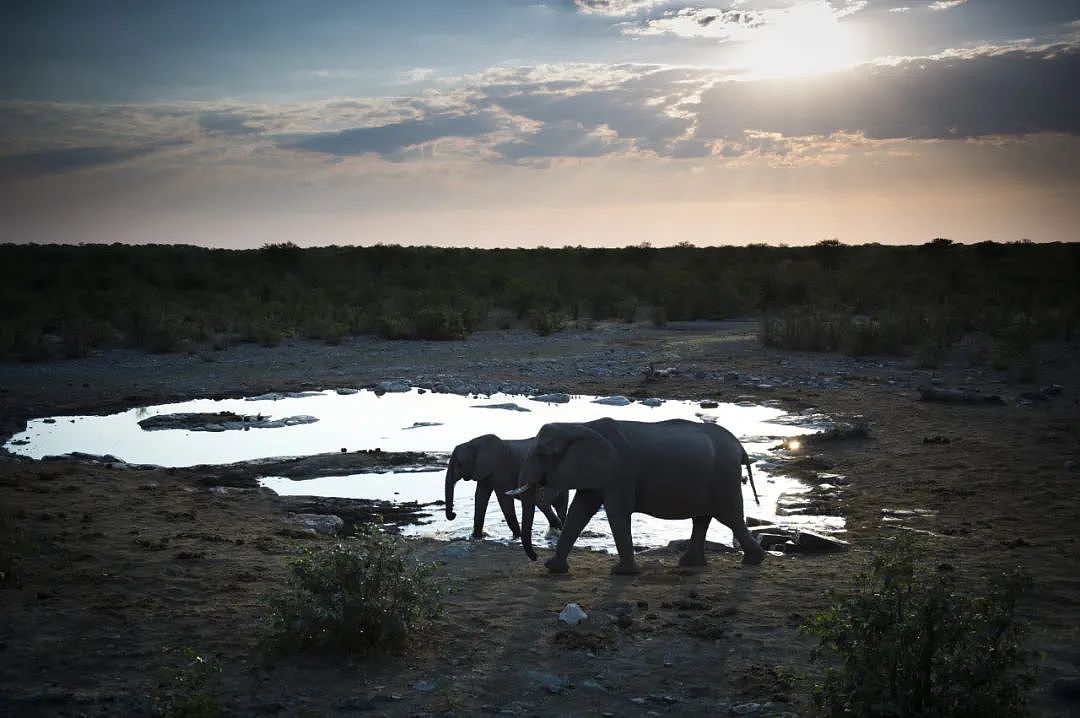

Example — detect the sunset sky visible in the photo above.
[1,0,1077,247]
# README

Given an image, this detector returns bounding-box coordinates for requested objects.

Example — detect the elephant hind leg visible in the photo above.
[678,516,711,567]
[719,516,765,566]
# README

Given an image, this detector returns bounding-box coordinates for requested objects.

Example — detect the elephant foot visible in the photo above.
[741,546,766,566]
[678,552,707,568]
[611,561,640,575]
[470,531,486,541]
[545,556,569,574]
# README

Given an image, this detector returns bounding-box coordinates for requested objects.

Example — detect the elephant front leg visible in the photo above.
[538,502,562,532]
[472,481,493,539]
[546,490,603,574]
[605,510,640,575]
[496,494,521,538]
[678,516,711,567]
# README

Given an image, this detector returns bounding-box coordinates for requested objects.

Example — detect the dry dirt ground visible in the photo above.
[1,322,1078,717]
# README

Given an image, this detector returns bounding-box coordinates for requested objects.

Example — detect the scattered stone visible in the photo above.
[787,530,849,553]
[593,395,632,406]
[285,513,344,536]
[530,392,570,403]
[412,680,437,693]
[527,670,570,694]
[559,602,588,626]
[639,397,664,407]
[1043,383,1064,396]
[138,412,318,432]
[631,697,647,705]
[803,421,870,443]
[699,400,719,409]
[918,386,1005,404]
[471,402,531,412]
[923,435,950,444]
[334,387,360,395]
[374,379,411,393]
[403,421,442,430]
[731,702,762,715]
[756,533,791,550]
[581,679,607,692]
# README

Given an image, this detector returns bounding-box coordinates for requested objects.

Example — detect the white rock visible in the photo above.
[559,602,588,626]
[592,395,631,406]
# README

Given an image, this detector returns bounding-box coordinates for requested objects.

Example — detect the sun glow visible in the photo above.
[735,2,861,79]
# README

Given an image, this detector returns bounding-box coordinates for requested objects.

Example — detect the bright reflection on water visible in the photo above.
[259,467,844,554]
[5,389,808,466]
[5,387,842,552]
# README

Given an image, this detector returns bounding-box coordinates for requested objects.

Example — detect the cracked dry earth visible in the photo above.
[1,322,1078,716]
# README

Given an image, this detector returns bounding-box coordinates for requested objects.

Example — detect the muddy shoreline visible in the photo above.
[2,322,1078,716]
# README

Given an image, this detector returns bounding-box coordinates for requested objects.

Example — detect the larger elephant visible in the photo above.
[508,418,764,574]
[445,434,568,542]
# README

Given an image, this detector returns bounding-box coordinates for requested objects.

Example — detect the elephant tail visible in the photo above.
[742,450,760,506]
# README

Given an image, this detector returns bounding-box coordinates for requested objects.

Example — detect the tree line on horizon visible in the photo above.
[1,239,1076,371]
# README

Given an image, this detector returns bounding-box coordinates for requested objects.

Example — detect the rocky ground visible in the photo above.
[1,321,1078,716]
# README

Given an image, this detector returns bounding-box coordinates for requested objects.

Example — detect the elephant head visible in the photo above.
[444,434,505,520]
[509,422,618,561]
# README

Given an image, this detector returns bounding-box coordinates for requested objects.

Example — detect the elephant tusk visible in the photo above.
[505,485,531,497]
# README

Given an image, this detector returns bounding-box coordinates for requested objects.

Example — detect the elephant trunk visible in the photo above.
[444,458,459,520]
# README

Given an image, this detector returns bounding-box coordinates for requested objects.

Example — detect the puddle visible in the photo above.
[259,468,844,553]
[5,388,812,466]
[5,387,845,552]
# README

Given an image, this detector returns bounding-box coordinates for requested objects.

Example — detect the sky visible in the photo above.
[1,0,1078,248]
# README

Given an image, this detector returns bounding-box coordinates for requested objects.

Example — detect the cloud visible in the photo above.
[622,7,768,39]
[274,112,502,159]
[927,0,967,10]
[695,45,1080,141]
[198,112,260,135]
[0,142,183,180]
[573,0,671,15]
[493,121,626,162]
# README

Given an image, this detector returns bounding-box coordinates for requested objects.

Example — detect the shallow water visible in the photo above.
[259,468,844,554]
[5,387,842,551]
[4,388,812,466]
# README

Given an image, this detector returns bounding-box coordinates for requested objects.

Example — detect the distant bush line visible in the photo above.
[1,239,1076,362]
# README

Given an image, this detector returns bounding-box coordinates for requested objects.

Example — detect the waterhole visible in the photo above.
[5,387,843,551]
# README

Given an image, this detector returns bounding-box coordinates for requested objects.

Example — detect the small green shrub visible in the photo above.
[529,308,565,336]
[412,305,469,340]
[265,523,442,654]
[151,648,224,718]
[804,538,1034,717]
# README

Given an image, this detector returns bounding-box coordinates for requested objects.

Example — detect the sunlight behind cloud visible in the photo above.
[734,2,861,79]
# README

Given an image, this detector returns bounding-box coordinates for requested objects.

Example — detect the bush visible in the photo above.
[151,647,224,718]
[265,523,442,654]
[412,305,469,340]
[804,538,1034,717]
[991,318,1037,383]
[529,308,565,336]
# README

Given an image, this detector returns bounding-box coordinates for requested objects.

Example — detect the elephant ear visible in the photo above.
[473,434,506,481]
[550,425,618,492]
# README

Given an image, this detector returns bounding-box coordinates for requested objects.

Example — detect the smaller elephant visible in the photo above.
[445,434,568,540]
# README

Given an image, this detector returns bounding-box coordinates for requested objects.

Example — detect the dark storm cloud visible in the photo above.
[273,112,501,158]
[198,112,260,135]
[695,45,1080,141]
[0,142,183,180]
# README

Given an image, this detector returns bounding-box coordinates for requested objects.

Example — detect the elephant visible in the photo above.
[507,417,764,574]
[445,434,568,540]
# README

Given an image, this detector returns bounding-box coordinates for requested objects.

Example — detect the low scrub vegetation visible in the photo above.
[151,647,224,718]
[804,538,1034,717]
[265,523,442,655]
[1,240,1075,361]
